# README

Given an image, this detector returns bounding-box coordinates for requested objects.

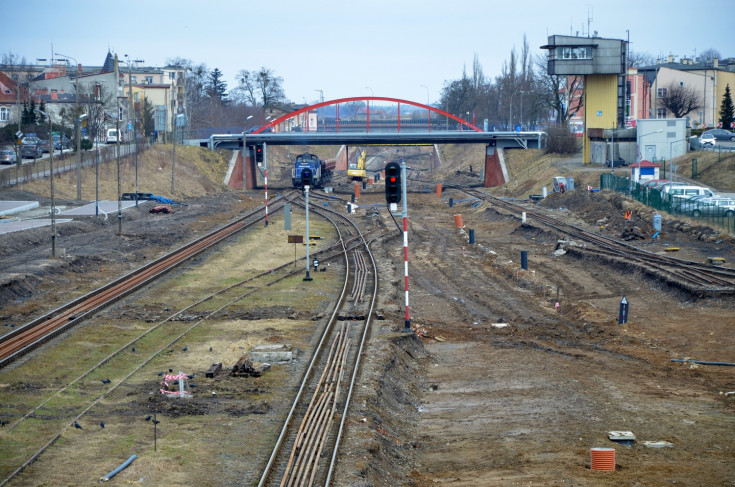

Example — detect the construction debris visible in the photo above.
[231,355,271,377]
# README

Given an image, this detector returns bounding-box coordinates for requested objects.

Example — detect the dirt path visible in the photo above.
[335,192,735,486]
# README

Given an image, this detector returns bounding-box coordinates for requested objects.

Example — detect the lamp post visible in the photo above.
[55,52,83,200]
[420,84,429,105]
[637,128,663,162]
[116,96,127,235]
[125,55,144,207]
[76,113,87,198]
[669,138,687,182]
[36,109,56,257]
[509,90,525,131]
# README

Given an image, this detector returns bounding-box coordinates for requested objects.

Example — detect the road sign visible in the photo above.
[15,131,23,138]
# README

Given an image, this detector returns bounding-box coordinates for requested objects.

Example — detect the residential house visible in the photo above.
[0,71,28,130]
[640,56,735,128]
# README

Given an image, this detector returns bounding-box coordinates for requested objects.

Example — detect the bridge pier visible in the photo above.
[228,151,244,190]
[483,144,507,187]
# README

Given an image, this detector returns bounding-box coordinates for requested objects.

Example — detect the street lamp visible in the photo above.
[637,128,663,162]
[510,90,526,131]
[76,113,88,200]
[55,52,83,200]
[35,108,56,257]
[116,96,127,235]
[420,84,429,105]
[125,55,144,207]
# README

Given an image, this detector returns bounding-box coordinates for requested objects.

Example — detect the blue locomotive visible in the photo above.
[291,153,335,188]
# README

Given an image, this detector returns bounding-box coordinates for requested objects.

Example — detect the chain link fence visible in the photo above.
[601,173,734,235]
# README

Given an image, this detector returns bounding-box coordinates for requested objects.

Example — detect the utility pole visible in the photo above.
[171,95,176,193]
[36,109,56,257]
[126,56,139,207]
[73,63,82,200]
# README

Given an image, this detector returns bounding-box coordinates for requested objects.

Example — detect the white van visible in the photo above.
[662,185,714,203]
[106,129,121,144]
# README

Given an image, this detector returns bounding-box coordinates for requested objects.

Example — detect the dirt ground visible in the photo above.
[1,143,735,486]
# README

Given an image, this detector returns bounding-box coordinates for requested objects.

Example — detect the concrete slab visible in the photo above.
[0,218,73,235]
[250,344,293,363]
[59,200,137,216]
[0,201,39,216]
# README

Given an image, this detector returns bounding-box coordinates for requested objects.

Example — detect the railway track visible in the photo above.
[448,185,735,294]
[258,196,380,487]
[0,189,383,485]
[0,197,288,368]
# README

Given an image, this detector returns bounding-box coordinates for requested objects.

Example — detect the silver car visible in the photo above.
[688,198,735,218]
[0,148,17,164]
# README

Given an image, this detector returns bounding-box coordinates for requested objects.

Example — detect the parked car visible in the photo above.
[662,185,715,204]
[702,128,735,141]
[656,182,688,193]
[607,157,627,167]
[699,133,716,147]
[53,134,71,150]
[38,138,52,153]
[21,143,43,159]
[683,198,735,217]
[106,128,121,144]
[642,179,670,190]
[0,148,17,164]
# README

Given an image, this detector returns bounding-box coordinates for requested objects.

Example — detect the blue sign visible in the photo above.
[596,110,603,116]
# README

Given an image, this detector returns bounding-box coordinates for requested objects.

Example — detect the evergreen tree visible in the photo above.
[21,101,29,125]
[720,84,734,131]
[28,100,37,125]
[206,68,228,102]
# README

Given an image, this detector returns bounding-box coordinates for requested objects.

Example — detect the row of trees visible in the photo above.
[437,39,733,133]
[165,57,289,133]
[438,35,584,132]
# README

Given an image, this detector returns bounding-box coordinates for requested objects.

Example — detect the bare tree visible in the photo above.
[659,82,702,118]
[230,68,287,117]
[627,50,656,67]
[231,70,258,106]
[699,48,721,61]
[533,54,584,127]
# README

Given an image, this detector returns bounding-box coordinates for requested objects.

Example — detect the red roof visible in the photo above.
[629,160,660,168]
[0,71,27,103]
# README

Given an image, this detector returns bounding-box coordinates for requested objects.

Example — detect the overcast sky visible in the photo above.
[5,0,733,106]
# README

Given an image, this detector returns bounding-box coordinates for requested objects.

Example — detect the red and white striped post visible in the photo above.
[400,157,410,331]
[263,143,269,226]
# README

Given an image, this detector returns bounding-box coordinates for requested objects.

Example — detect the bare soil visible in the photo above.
[1,144,735,486]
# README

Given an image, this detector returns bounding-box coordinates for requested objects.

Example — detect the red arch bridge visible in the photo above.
[199,97,547,189]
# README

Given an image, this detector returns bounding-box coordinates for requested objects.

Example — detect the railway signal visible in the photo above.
[255,144,264,163]
[301,168,312,188]
[385,162,401,205]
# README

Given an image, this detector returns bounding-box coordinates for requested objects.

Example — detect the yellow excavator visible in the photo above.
[347,149,367,181]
